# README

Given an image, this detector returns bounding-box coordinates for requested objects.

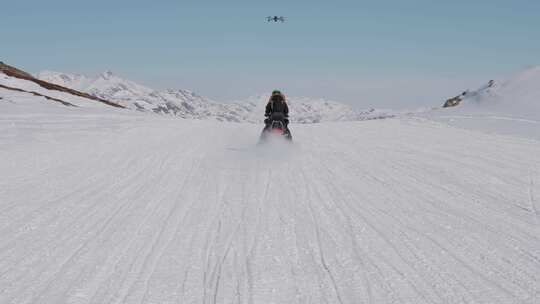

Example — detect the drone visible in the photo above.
[266,16,286,23]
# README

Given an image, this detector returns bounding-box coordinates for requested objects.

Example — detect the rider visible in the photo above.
[264,90,289,129]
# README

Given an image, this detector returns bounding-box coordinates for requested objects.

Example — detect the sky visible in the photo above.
[1,0,539,109]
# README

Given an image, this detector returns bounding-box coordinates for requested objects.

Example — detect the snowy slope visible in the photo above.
[1,104,539,303]
[0,73,118,109]
[426,66,540,140]
[36,70,212,116]
[37,71,393,123]
[450,66,540,116]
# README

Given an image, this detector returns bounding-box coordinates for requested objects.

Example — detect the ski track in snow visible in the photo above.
[1,113,540,304]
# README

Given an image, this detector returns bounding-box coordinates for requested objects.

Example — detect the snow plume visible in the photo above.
[255,136,297,161]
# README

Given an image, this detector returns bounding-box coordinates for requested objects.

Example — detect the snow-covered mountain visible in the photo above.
[36,70,213,116]
[430,66,540,140]
[0,63,124,109]
[233,95,392,123]
[442,66,540,116]
[36,70,393,123]
[467,67,540,115]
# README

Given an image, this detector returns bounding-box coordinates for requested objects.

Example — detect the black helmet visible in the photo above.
[271,90,282,96]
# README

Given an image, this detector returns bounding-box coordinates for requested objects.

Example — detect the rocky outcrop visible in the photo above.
[443,80,495,108]
[0,62,125,108]
[0,62,34,79]
[443,92,467,108]
[0,83,76,106]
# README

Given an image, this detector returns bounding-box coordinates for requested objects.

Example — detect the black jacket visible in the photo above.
[265,97,289,118]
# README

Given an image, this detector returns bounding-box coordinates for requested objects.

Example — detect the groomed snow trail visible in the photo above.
[1,113,539,304]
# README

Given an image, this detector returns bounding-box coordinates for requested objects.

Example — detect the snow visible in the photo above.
[36,71,394,123]
[0,74,111,109]
[423,66,540,141]
[1,65,540,303]
[1,99,539,303]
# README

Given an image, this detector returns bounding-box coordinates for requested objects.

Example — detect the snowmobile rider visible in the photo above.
[264,90,289,129]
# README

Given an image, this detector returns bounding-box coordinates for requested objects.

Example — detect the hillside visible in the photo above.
[37,70,393,123]
[2,63,395,124]
[429,66,540,140]
[0,62,124,109]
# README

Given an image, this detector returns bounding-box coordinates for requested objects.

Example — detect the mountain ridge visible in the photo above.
[0,62,124,108]
[36,70,394,123]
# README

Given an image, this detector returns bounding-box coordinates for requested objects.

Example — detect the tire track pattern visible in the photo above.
[1,116,539,303]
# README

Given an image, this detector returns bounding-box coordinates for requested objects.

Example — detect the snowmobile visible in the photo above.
[260,113,292,142]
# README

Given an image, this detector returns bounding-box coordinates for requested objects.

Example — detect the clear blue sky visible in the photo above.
[2,0,539,108]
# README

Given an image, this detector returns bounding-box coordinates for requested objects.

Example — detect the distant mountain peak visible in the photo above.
[36,69,393,123]
[99,70,115,79]
[1,62,124,108]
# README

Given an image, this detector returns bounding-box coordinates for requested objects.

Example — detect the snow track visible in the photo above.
[1,113,539,303]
